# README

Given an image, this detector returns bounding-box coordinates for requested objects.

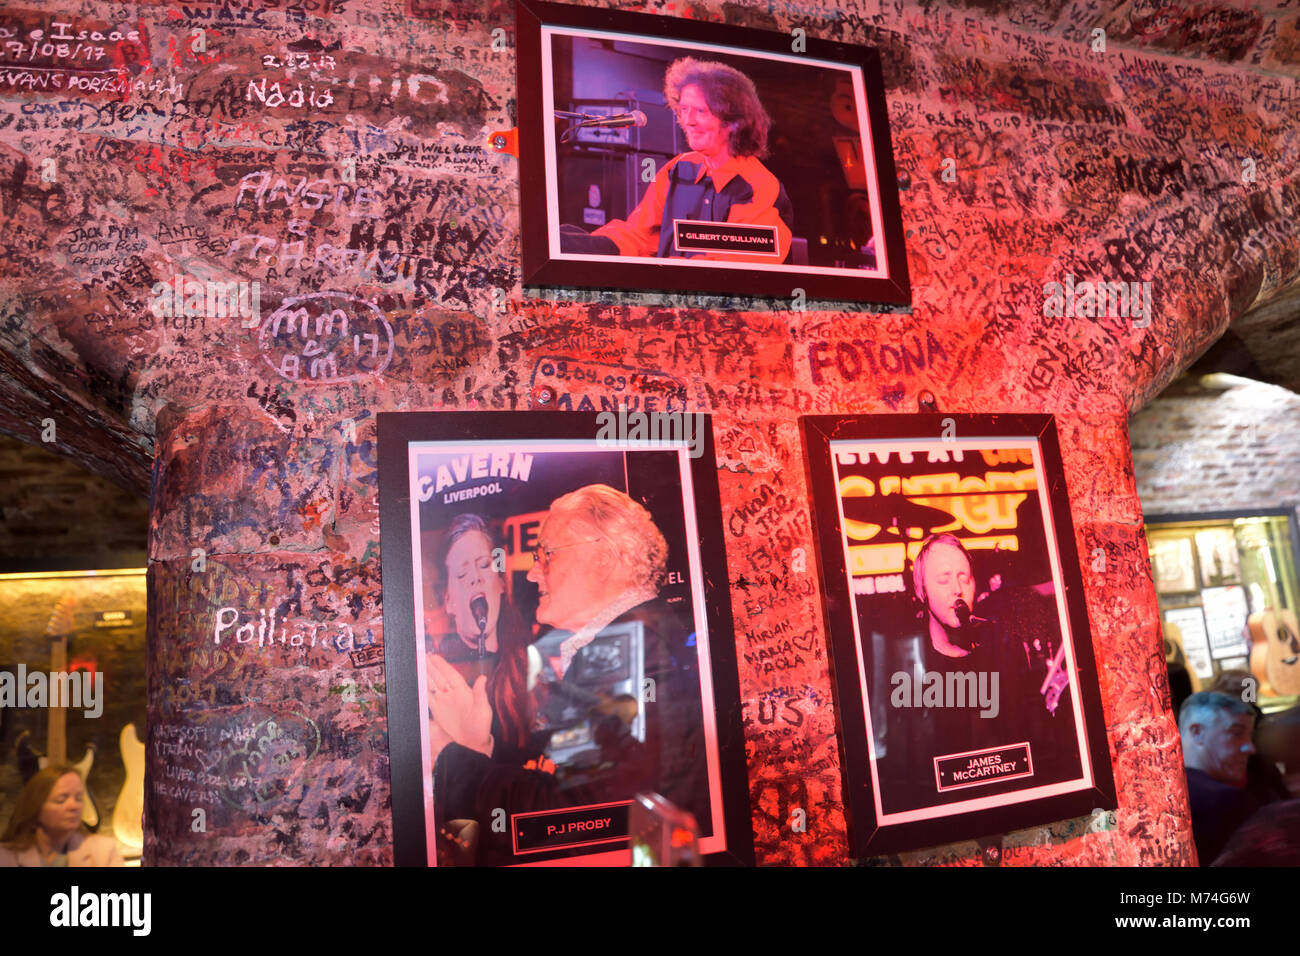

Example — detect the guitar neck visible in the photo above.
[35,593,97,830]
[48,634,67,765]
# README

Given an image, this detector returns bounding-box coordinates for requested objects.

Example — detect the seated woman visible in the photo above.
[0,766,122,867]
[561,57,794,264]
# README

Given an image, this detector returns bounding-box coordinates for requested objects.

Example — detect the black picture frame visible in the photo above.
[379,411,753,866]
[515,0,911,306]
[800,413,1116,856]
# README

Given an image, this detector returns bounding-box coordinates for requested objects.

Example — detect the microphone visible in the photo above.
[954,599,972,628]
[952,599,991,652]
[471,595,488,659]
[954,599,992,628]
[578,110,648,129]
[471,595,488,634]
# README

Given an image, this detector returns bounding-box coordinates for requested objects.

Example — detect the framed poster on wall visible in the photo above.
[1162,606,1214,680]
[378,411,752,865]
[800,414,1115,856]
[1148,535,1196,594]
[515,0,911,304]
[1195,528,1241,587]
[1201,585,1251,660]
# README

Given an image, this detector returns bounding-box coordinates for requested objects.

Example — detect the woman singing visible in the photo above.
[427,513,540,765]
[428,514,548,864]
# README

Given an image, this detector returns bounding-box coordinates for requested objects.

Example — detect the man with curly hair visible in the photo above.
[527,483,669,673]
[564,57,794,262]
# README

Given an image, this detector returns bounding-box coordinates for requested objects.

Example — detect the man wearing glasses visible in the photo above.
[434,484,710,862]
[526,486,706,820]
[528,484,666,676]
[560,56,794,263]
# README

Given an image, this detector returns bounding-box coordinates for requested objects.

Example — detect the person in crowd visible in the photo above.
[1204,670,1292,805]
[0,766,122,867]
[1210,798,1300,866]
[1208,669,1258,697]
[561,57,793,263]
[1179,690,1278,864]
[1256,703,1300,797]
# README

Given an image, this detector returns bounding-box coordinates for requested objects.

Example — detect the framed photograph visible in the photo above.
[1201,586,1251,660]
[800,414,1115,856]
[1162,606,1214,680]
[515,0,911,305]
[1147,535,1197,594]
[378,411,752,865]
[1195,528,1241,587]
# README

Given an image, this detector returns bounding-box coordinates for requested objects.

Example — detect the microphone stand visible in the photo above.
[468,625,489,683]
[555,109,599,144]
[554,108,643,143]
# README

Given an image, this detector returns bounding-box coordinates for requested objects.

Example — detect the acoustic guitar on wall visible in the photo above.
[14,595,101,829]
[1248,607,1300,697]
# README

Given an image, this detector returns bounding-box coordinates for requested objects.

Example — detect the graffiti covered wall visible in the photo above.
[1,0,1298,865]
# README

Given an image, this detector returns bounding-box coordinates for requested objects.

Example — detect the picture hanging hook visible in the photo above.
[489,127,518,158]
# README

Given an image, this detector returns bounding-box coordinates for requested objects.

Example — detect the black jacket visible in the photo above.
[433,596,709,865]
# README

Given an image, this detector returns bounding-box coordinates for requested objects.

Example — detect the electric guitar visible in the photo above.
[112,723,145,853]
[14,595,101,829]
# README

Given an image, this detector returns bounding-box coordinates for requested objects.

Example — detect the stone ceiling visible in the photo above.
[1,0,1298,479]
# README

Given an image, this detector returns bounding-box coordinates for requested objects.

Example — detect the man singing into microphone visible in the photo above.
[915,533,981,659]
[560,57,794,263]
[875,533,1082,812]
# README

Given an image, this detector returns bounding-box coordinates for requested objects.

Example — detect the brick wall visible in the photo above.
[0,434,147,569]
[1131,376,1300,520]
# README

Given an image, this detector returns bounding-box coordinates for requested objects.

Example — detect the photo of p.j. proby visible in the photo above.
[379,412,749,867]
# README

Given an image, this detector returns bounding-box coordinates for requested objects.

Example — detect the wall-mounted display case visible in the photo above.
[1145,509,1300,708]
